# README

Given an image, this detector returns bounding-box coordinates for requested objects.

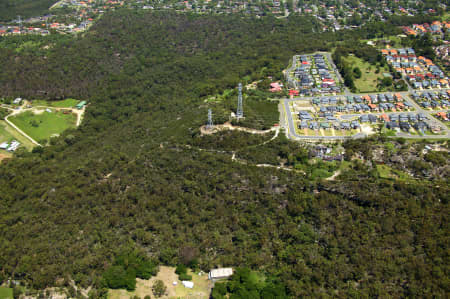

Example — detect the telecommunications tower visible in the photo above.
[206,109,214,130]
[236,83,243,118]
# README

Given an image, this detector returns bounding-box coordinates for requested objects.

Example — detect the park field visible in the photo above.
[343,55,390,93]
[0,287,13,299]
[9,110,76,142]
[30,98,79,108]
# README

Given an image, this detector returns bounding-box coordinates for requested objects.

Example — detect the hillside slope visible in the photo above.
[0,11,448,298]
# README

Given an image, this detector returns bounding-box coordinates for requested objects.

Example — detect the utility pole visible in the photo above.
[206,109,214,130]
[236,83,243,118]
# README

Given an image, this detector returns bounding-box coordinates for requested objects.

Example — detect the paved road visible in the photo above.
[282,89,450,140]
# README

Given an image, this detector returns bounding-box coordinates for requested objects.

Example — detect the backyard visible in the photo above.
[9,110,77,142]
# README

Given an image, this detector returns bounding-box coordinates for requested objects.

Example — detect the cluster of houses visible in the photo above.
[309,145,343,161]
[311,93,411,113]
[0,26,49,36]
[434,45,450,70]
[402,21,450,38]
[299,108,431,133]
[0,19,93,36]
[410,90,450,109]
[381,48,448,89]
[291,54,341,95]
[0,140,21,152]
[380,113,430,132]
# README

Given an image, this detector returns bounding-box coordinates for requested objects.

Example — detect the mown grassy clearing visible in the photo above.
[30,98,79,108]
[9,110,76,142]
[343,55,390,93]
[377,164,411,180]
[0,287,13,299]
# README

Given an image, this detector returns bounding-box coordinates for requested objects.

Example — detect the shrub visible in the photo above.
[178,273,192,281]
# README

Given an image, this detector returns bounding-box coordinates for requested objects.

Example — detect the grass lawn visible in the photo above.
[0,287,13,299]
[343,55,390,93]
[9,110,76,142]
[174,269,211,299]
[377,164,411,181]
[0,120,35,150]
[30,98,79,108]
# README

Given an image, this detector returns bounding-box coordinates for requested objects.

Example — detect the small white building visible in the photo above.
[13,97,22,104]
[208,268,233,282]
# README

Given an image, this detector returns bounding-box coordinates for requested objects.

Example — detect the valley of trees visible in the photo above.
[0,0,57,22]
[0,10,448,298]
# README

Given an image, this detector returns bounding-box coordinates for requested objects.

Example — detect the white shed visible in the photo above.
[208,268,233,282]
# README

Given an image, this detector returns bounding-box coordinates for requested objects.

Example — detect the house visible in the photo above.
[299,121,308,129]
[270,82,282,92]
[414,121,428,132]
[309,121,319,130]
[13,97,22,104]
[379,114,390,122]
[209,268,233,282]
[351,120,360,129]
[368,114,378,123]
[386,121,399,129]
[400,122,411,131]
[436,111,448,121]
[341,122,350,130]
[360,115,369,123]
[320,122,330,129]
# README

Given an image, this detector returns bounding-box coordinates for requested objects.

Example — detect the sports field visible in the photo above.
[9,110,77,142]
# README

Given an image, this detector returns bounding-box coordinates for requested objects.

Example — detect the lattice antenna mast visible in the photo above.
[206,109,214,130]
[236,83,243,118]
[18,15,22,31]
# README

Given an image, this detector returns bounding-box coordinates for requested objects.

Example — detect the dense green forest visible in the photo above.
[0,0,56,22]
[0,10,448,298]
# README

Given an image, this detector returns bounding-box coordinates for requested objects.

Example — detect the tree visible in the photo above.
[353,67,362,78]
[381,77,393,87]
[152,280,166,298]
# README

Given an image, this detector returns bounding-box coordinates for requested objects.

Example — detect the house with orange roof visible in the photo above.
[436,112,448,121]
[379,114,389,122]
[390,49,398,55]
[368,103,377,111]
[395,93,402,100]
[381,49,389,55]
[396,102,405,110]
